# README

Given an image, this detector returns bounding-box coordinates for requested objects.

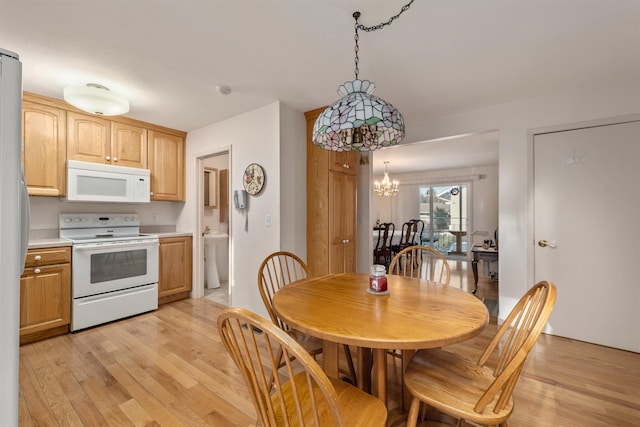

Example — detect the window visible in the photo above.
[419,184,468,255]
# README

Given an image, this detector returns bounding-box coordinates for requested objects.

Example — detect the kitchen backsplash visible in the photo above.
[28,196,183,231]
[29,228,58,240]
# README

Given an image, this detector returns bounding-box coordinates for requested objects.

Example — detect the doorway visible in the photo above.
[533,118,640,352]
[199,150,230,306]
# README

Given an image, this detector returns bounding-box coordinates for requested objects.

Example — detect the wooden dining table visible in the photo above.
[272,273,489,408]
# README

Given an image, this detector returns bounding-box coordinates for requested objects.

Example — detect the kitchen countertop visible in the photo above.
[152,232,193,239]
[28,232,193,249]
[28,238,72,249]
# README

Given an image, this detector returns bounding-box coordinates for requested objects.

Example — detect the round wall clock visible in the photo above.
[243,163,265,195]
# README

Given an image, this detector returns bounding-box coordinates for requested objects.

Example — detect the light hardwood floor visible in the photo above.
[19,264,640,426]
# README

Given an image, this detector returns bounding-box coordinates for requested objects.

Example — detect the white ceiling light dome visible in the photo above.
[63,83,129,116]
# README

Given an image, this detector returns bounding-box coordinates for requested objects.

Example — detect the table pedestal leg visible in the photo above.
[322,341,339,379]
[357,347,372,393]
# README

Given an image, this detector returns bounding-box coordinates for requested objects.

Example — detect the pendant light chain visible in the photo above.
[357,0,415,32]
[354,12,361,79]
[352,0,415,79]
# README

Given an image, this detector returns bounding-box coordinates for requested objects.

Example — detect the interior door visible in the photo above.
[534,119,640,352]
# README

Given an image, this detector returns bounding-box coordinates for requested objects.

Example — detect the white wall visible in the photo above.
[391,82,640,319]
[179,102,306,317]
[279,104,307,259]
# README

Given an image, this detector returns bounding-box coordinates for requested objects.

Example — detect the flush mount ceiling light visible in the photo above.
[63,83,129,116]
[312,1,414,152]
[374,161,399,196]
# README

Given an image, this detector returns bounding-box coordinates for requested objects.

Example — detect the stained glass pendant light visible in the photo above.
[312,2,414,152]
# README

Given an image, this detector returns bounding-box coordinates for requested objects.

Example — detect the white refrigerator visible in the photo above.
[0,47,30,425]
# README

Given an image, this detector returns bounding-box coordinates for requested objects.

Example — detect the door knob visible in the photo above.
[538,239,557,248]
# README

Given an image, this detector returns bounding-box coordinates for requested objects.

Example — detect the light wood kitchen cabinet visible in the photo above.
[306,107,357,275]
[328,171,357,273]
[158,236,192,305]
[329,150,357,175]
[148,130,186,201]
[20,247,71,345]
[22,95,67,196]
[67,113,147,168]
[66,111,111,164]
[22,92,187,200]
[110,122,148,168]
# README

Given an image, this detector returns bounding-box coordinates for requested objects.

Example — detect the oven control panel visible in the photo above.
[60,213,140,229]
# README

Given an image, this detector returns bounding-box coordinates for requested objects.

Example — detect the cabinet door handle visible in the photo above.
[34,268,41,274]
[105,155,111,161]
[343,163,350,169]
[113,157,118,162]
[34,255,42,261]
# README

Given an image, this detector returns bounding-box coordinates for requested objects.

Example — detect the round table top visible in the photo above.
[273,273,489,350]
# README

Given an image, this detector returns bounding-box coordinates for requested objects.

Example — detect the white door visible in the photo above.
[534,119,640,352]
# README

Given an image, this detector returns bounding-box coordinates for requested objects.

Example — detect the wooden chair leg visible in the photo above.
[343,344,357,386]
[406,397,421,427]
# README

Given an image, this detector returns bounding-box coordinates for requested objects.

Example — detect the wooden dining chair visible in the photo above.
[258,251,357,384]
[218,307,387,427]
[373,222,395,269]
[386,245,452,393]
[403,281,557,427]
[388,245,451,285]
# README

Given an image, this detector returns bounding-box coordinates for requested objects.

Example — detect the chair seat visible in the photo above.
[288,329,323,356]
[273,372,387,427]
[404,348,513,426]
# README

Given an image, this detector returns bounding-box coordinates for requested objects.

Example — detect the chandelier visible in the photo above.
[312,1,414,152]
[374,161,399,196]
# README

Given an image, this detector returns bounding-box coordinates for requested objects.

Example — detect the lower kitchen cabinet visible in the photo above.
[158,236,193,305]
[20,247,71,345]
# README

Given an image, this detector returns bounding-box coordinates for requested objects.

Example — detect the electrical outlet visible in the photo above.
[152,214,157,223]
[265,214,271,227]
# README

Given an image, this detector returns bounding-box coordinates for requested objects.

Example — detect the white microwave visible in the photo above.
[66,160,151,203]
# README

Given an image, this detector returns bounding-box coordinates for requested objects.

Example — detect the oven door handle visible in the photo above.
[73,240,159,251]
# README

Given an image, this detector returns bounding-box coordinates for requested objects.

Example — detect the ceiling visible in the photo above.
[2,0,638,175]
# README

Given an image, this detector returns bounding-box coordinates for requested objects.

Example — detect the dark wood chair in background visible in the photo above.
[391,219,424,256]
[373,222,395,270]
[409,218,424,246]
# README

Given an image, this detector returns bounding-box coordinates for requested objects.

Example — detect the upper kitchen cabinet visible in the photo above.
[67,111,148,168]
[22,94,67,196]
[110,122,147,168]
[22,92,187,200]
[66,111,111,164]
[148,130,186,201]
